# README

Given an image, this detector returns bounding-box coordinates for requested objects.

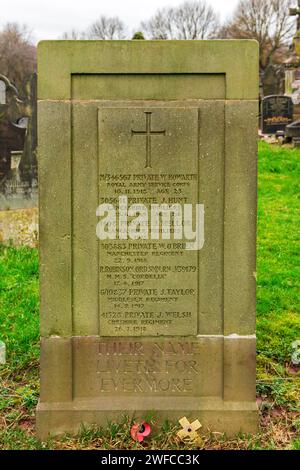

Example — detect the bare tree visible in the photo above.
[87,16,127,40]
[218,0,295,69]
[61,29,86,40]
[0,23,36,94]
[141,1,219,40]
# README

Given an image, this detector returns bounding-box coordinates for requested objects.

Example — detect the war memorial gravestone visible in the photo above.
[37,40,259,438]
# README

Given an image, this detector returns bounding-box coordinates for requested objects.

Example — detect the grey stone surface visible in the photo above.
[37,40,259,438]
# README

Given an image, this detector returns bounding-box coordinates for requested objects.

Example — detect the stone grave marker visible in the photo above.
[0,74,38,209]
[37,40,259,438]
[263,64,284,97]
[19,73,38,192]
[0,113,26,184]
[261,95,293,134]
[0,79,6,104]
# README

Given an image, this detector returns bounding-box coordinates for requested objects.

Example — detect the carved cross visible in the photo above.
[131,112,166,169]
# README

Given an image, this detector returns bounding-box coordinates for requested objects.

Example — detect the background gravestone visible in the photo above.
[19,74,38,192]
[262,64,285,97]
[0,74,38,210]
[0,76,26,195]
[37,40,259,438]
[0,80,6,104]
[261,95,294,134]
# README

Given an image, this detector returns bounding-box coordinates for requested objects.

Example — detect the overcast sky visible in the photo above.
[0,0,240,43]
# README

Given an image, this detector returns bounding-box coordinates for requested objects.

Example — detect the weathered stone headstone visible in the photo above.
[263,64,284,97]
[19,74,38,191]
[0,112,26,185]
[261,95,293,134]
[0,74,38,210]
[286,119,300,145]
[0,80,6,104]
[37,40,259,438]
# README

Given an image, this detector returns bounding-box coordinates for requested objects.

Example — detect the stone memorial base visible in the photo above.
[36,402,258,440]
[36,336,258,438]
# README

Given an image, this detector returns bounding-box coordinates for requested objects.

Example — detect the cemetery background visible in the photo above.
[0,0,299,450]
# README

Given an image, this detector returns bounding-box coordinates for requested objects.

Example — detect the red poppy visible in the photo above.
[130,421,151,442]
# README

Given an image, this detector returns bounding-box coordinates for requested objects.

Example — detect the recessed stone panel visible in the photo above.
[98,107,199,336]
[73,337,223,398]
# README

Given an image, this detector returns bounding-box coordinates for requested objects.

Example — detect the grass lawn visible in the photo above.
[0,141,299,450]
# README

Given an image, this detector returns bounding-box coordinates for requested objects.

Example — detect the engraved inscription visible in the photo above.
[98,108,199,336]
[97,341,201,395]
[73,338,223,399]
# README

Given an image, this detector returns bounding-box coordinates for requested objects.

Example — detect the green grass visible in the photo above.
[0,141,299,449]
[257,142,300,362]
[0,246,39,371]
